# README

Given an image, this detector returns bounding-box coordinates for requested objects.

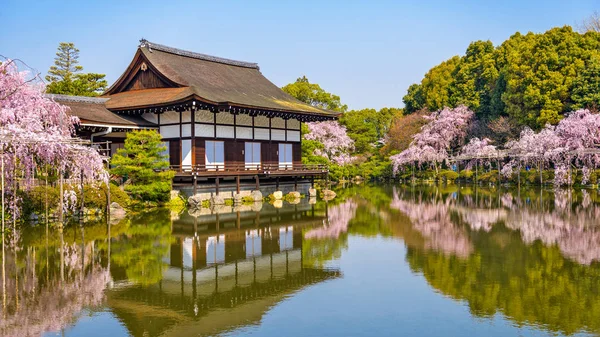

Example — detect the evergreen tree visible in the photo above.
[282,76,348,112]
[45,42,108,97]
[110,130,175,203]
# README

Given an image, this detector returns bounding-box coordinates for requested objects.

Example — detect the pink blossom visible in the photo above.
[391,105,474,174]
[305,120,356,165]
[0,60,107,220]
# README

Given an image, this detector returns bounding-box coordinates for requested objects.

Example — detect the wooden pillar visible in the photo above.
[294,176,298,191]
[236,176,240,194]
[276,177,280,190]
[191,103,196,166]
[215,176,220,195]
[193,175,197,196]
[311,176,315,189]
[255,175,260,190]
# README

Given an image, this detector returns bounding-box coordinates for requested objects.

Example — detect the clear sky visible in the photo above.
[1,0,598,110]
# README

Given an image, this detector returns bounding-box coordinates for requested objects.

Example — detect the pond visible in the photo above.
[2,184,600,337]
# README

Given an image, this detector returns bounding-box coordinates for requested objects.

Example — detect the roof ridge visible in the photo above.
[46,94,109,104]
[139,39,260,70]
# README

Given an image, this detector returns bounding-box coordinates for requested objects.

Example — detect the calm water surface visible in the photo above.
[2,185,600,336]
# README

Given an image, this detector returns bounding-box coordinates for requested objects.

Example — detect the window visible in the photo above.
[278,143,293,169]
[158,141,169,162]
[205,140,224,171]
[181,139,192,171]
[245,142,261,170]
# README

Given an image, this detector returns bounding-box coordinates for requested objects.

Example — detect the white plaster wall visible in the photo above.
[161,111,180,124]
[216,111,234,125]
[272,129,286,141]
[160,125,180,138]
[287,130,300,142]
[216,125,235,138]
[182,124,192,137]
[195,110,214,123]
[195,124,214,138]
[271,117,285,128]
[237,114,253,126]
[287,119,300,130]
[181,110,191,123]
[254,115,269,127]
[141,113,158,124]
[236,126,253,139]
[254,128,270,140]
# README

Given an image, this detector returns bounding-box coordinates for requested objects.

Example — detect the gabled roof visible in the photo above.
[47,94,157,128]
[104,39,338,119]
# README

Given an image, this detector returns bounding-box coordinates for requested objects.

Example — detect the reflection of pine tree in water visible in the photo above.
[1,226,111,337]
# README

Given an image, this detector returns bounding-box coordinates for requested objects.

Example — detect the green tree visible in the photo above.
[282,76,348,112]
[402,83,425,114]
[450,40,499,118]
[571,52,600,109]
[402,26,600,129]
[339,107,400,153]
[45,42,108,97]
[420,56,461,111]
[110,130,175,203]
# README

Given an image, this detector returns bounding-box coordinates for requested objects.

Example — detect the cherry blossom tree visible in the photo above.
[459,137,499,169]
[391,105,474,174]
[501,109,600,185]
[0,59,107,223]
[304,120,355,165]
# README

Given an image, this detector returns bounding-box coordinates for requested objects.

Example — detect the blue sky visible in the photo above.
[1,0,597,110]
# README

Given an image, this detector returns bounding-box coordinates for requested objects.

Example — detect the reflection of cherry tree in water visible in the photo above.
[392,187,600,265]
[391,188,473,258]
[302,200,357,268]
[0,225,111,337]
[304,200,358,239]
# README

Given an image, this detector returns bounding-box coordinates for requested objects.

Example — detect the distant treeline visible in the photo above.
[402,26,600,129]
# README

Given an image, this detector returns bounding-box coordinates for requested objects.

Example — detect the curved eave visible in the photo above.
[107,92,339,120]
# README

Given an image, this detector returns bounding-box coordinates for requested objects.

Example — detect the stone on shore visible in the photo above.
[272,191,283,200]
[308,188,317,197]
[210,194,225,206]
[109,202,126,219]
[287,191,301,199]
[323,189,337,201]
[250,190,263,202]
[188,195,203,208]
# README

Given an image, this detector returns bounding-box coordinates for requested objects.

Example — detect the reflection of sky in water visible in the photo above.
[245,230,262,258]
[279,226,294,251]
[206,235,225,264]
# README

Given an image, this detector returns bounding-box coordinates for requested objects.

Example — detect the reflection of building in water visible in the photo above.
[107,202,340,337]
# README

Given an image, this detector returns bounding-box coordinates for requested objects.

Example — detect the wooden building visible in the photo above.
[53,39,339,191]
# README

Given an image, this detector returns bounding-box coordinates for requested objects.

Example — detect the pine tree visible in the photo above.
[45,42,108,96]
[110,130,175,203]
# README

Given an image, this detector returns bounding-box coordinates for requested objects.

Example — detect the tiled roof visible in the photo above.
[48,94,157,127]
